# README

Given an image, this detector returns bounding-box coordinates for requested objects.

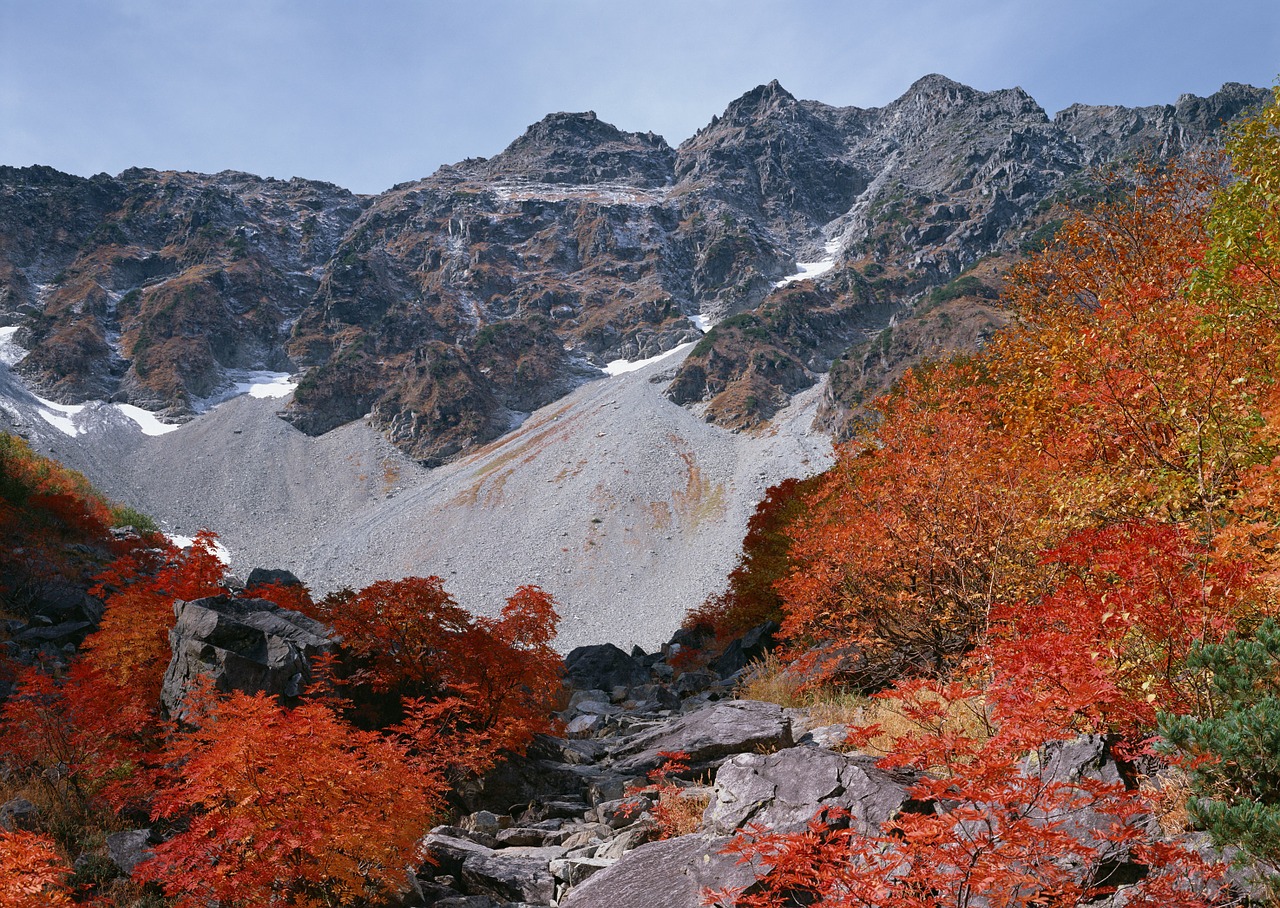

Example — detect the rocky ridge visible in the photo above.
[0,78,1265,460]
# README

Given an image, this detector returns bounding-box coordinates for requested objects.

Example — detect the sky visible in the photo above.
[1,0,1277,196]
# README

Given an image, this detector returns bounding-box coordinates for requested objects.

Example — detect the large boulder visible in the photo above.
[610,699,793,775]
[160,595,336,718]
[709,621,779,677]
[705,746,917,835]
[564,643,651,692]
[559,833,758,908]
[460,845,564,904]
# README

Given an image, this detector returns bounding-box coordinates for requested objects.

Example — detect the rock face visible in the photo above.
[0,78,1264,461]
[705,746,916,835]
[159,595,335,718]
[610,699,794,775]
[558,833,755,908]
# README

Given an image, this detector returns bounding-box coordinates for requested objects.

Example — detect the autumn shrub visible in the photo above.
[0,830,74,907]
[623,752,710,840]
[0,433,136,617]
[316,577,562,764]
[686,475,824,642]
[135,683,446,908]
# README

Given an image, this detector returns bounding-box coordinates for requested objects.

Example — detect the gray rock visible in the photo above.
[595,795,652,829]
[460,845,564,904]
[568,689,612,709]
[559,833,759,908]
[419,831,495,879]
[461,756,599,816]
[495,827,552,848]
[611,699,794,775]
[160,595,336,719]
[15,620,92,644]
[564,644,650,692]
[593,824,657,860]
[709,621,779,677]
[566,713,606,736]
[463,810,510,838]
[105,828,152,875]
[673,670,717,696]
[0,797,38,831]
[550,855,614,886]
[705,746,915,835]
[244,567,303,588]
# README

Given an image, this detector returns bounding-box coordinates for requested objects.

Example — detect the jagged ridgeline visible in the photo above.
[0,76,1266,463]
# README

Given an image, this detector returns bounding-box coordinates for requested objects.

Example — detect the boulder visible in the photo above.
[566,713,606,736]
[673,669,717,696]
[559,833,758,908]
[461,754,600,816]
[1026,735,1135,867]
[105,828,152,875]
[245,567,304,588]
[14,620,92,645]
[418,830,494,879]
[460,845,564,903]
[550,855,614,887]
[159,596,336,719]
[0,797,38,831]
[564,644,650,692]
[611,699,793,775]
[705,746,916,835]
[709,621,779,677]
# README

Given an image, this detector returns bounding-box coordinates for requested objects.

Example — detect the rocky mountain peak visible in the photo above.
[898,73,976,107]
[473,110,675,187]
[720,80,799,123]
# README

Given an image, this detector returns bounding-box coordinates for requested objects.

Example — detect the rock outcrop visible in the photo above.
[159,594,335,718]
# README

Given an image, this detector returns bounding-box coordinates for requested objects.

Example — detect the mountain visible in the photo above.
[1,78,1264,459]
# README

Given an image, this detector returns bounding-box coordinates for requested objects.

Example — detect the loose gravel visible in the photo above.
[5,350,833,653]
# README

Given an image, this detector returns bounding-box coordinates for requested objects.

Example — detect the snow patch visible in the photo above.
[243,372,297,399]
[34,396,87,437]
[0,326,26,366]
[166,534,232,566]
[195,370,296,411]
[603,341,694,376]
[688,314,715,333]
[115,403,180,436]
[774,238,842,288]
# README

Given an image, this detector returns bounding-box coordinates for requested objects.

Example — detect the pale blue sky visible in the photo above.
[1,0,1276,194]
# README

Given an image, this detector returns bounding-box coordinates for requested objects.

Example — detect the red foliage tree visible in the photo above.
[316,577,562,762]
[0,830,73,908]
[135,683,444,908]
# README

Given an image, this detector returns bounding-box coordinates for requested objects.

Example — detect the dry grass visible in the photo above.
[737,652,990,759]
[853,690,990,760]
[653,788,712,839]
[736,652,809,708]
[1141,766,1194,836]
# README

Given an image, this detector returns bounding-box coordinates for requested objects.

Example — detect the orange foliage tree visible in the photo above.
[316,577,562,763]
[0,830,73,908]
[779,365,1059,687]
[135,684,445,908]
